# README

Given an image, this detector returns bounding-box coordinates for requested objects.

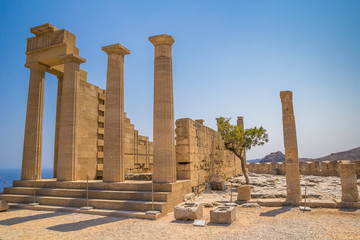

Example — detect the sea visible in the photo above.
[0,168,53,192]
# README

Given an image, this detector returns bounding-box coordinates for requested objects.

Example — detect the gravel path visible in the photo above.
[0,206,359,240]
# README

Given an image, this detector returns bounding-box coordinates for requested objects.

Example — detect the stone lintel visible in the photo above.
[30,23,59,36]
[25,62,49,72]
[149,34,175,47]
[59,54,86,64]
[102,43,130,55]
[280,91,292,100]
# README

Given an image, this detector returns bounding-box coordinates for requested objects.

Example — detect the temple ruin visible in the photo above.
[0,23,358,219]
[0,23,242,218]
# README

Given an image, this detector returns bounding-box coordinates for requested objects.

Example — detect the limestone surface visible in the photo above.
[280,91,301,203]
[174,202,203,220]
[210,206,236,224]
[0,200,8,211]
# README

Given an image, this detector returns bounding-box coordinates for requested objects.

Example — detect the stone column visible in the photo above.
[56,54,85,181]
[102,44,130,182]
[237,116,246,171]
[280,91,301,203]
[53,75,63,178]
[216,117,221,131]
[149,34,176,183]
[340,163,359,202]
[21,63,47,180]
[237,116,244,129]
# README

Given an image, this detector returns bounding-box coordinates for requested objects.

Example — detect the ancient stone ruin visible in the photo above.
[0,23,243,219]
[0,24,358,220]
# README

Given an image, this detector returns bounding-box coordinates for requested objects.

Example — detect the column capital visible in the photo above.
[102,43,130,55]
[25,61,49,72]
[280,90,292,100]
[149,34,175,47]
[59,54,86,64]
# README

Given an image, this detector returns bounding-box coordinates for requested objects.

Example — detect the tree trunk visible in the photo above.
[232,151,249,184]
[239,155,249,184]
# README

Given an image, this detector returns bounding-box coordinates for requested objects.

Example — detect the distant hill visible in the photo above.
[310,147,360,162]
[247,147,360,163]
[260,151,285,163]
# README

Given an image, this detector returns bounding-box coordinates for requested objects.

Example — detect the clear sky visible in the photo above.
[0,0,359,169]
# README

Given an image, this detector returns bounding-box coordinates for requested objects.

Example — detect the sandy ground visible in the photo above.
[0,206,359,240]
[1,174,359,239]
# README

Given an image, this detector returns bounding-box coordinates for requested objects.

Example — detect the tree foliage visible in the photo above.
[217,117,269,184]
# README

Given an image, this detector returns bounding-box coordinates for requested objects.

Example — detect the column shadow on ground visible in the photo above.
[0,210,72,226]
[338,208,358,212]
[259,207,291,217]
[47,216,124,232]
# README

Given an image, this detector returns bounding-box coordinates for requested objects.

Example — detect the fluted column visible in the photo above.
[57,54,85,181]
[149,34,176,183]
[102,44,130,182]
[53,75,63,178]
[21,62,47,180]
[280,91,301,203]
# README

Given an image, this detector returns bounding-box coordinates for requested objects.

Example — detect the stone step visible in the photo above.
[12,180,175,192]
[0,194,166,212]
[4,187,169,202]
[8,203,162,220]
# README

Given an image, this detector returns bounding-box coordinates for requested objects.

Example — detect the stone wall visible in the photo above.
[247,160,360,177]
[175,118,242,190]
[76,81,153,180]
[76,80,102,180]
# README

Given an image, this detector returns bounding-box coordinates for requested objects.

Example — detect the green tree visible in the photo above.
[216,117,269,184]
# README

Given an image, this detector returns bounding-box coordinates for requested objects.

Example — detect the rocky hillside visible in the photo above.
[248,147,360,163]
[310,147,360,162]
[260,151,285,163]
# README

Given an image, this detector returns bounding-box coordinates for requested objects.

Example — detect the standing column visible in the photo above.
[340,163,359,202]
[53,75,63,178]
[21,63,47,180]
[280,91,301,203]
[237,116,246,168]
[57,54,85,181]
[102,44,130,182]
[149,34,176,183]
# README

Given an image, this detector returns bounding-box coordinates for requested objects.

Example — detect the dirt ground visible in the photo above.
[0,206,359,240]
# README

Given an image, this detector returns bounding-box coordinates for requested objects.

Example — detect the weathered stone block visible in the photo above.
[174,202,203,220]
[340,163,359,202]
[0,200,9,212]
[210,206,236,224]
[237,185,251,201]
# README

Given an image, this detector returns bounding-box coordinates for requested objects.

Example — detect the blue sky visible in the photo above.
[0,0,359,169]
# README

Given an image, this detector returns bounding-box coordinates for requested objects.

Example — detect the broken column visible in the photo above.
[102,44,130,182]
[280,91,301,203]
[56,54,86,181]
[237,116,246,162]
[340,163,359,202]
[149,34,176,183]
[21,62,47,180]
